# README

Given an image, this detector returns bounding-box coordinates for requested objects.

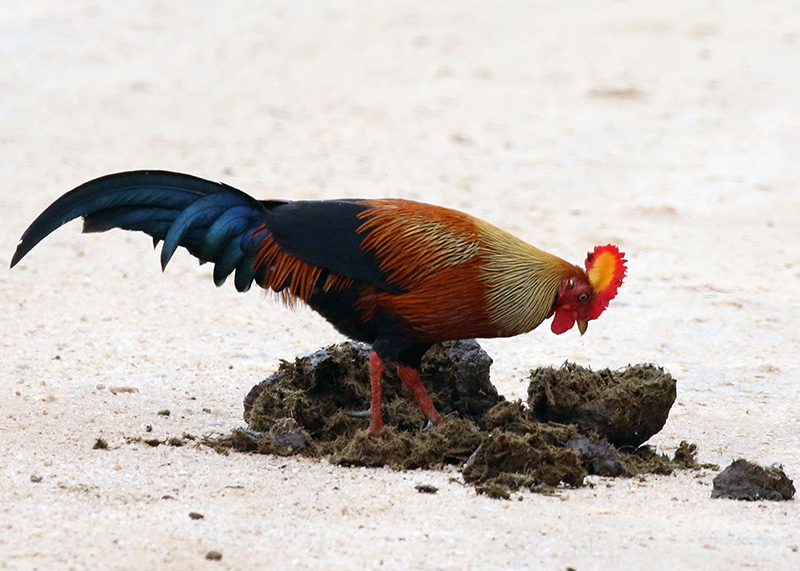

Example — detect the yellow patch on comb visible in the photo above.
[587,249,619,292]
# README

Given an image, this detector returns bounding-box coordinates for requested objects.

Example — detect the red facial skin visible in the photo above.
[550,276,596,335]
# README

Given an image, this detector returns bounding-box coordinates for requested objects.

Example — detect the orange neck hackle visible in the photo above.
[585,244,627,320]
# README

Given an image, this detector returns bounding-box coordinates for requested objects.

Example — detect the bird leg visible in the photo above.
[362,353,442,438]
[396,364,443,429]
[366,351,385,438]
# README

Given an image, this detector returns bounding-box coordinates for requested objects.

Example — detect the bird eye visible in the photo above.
[578,292,589,302]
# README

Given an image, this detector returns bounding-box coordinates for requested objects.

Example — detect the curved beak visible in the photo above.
[577,319,588,335]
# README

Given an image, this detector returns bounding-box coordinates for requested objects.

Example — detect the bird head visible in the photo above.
[550,244,627,335]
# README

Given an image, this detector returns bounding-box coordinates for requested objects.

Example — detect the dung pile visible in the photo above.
[527,361,677,448]
[209,340,693,499]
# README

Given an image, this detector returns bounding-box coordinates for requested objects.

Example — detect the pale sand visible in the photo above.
[2,2,799,569]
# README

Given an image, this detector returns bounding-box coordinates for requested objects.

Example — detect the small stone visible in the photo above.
[712,459,795,501]
[269,418,307,451]
[567,436,626,477]
[415,484,438,494]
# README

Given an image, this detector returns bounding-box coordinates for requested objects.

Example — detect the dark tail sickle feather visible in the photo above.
[10,170,281,292]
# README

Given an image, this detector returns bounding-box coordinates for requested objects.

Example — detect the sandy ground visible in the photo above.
[2,1,799,569]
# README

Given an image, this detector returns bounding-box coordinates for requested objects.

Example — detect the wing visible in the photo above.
[260,198,483,296]
[262,199,400,293]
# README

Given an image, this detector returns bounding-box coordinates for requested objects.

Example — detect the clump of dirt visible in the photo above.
[618,440,718,476]
[527,362,676,448]
[204,341,697,499]
[242,341,372,437]
[462,420,586,499]
[712,459,795,501]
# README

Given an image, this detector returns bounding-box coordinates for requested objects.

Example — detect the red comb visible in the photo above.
[585,244,627,319]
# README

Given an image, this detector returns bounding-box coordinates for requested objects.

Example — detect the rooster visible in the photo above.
[11,171,626,437]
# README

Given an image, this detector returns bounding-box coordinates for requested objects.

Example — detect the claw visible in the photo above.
[422,418,437,432]
[343,409,371,418]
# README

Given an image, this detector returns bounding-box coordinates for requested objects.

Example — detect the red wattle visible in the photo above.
[551,307,577,335]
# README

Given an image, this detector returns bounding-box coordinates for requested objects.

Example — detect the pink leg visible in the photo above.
[397,365,443,427]
[367,351,385,438]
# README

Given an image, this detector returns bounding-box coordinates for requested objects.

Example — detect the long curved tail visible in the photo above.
[10,170,282,292]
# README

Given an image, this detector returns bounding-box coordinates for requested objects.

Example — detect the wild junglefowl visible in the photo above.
[11,171,627,437]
